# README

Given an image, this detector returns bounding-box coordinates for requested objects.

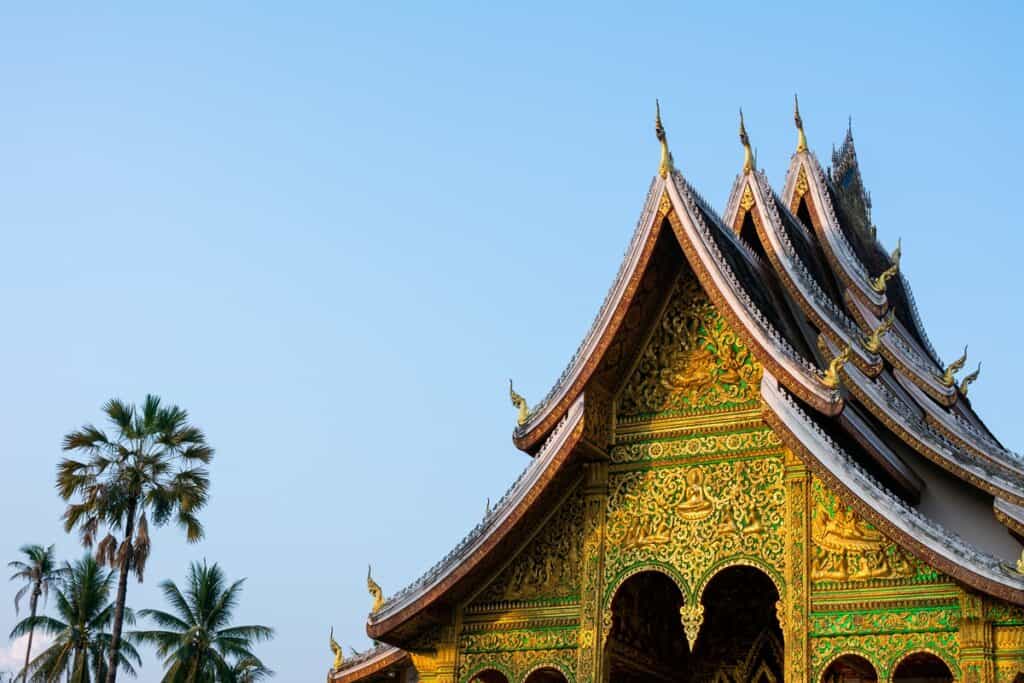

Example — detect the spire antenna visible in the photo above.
[655,99,674,178]
[794,94,808,153]
[739,108,754,174]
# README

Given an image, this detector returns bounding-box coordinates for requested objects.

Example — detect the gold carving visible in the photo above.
[739,109,754,174]
[618,276,761,419]
[739,184,756,212]
[942,346,969,387]
[794,166,810,203]
[870,239,901,293]
[510,380,529,426]
[655,100,674,178]
[658,191,672,218]
[822,345,851,389]
[330,627,344,670]
[794,94,808,154]
[475,493,583,604]
[863,310,895,354]
[960,363,981,396]
[367,566,384,614]
[680,602,705,651]
[810,479,926,583]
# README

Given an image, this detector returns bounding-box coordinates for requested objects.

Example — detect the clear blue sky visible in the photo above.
[1,2,1022,681]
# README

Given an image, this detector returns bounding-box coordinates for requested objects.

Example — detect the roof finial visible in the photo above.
[509,379,529,426]
[739,109,754,174]
[959,363,981,397]
[870,238,901,293]
[822,346,852,389]
[863,310,896,354]
[367,565,384,614]
[330,627,344,670]
[941,346,969,387]
[794,94,808,153]
[655,99,674,178]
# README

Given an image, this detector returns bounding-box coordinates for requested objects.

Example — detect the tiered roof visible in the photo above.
[330,102,1024,680]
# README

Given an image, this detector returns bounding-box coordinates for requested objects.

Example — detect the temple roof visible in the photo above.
[357,110,1024,648]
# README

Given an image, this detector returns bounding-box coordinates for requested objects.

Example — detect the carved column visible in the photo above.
[782,449,810,682]
[960,591,995,683]
[577,461,609,683]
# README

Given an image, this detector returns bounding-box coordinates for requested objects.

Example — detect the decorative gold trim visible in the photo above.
[794,94,807,154]
[870,239,901,294]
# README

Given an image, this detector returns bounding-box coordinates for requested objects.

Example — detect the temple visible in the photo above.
[327,99,1024,683]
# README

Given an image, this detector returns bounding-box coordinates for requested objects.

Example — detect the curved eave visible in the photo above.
[512,178,666,452]
[330,647,409,683]
[665,172,843,417]
[894,371,1024,479]
[819,337,1024,507]
[368,395,585,640]
[726,170,882,377]
[761,373,1024,605]
[782,152,887,314]
[995,498,1024,540]
[845,291,956,406]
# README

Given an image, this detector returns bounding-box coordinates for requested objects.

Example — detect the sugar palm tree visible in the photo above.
[58,395,214,683]
[132,561,274,682]
[8,544,66,682]
[9,555,141,683]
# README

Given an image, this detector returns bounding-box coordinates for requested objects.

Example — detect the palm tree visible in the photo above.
[132,561,274,682]
[8,544,66,682]
[57,395,214,683]
[9,555,141,683]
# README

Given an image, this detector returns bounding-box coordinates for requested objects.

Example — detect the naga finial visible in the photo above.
[739,109,754,174]
[863,310,896,354]
[655,99,674,178]
[822,346,852,389]
[485,497,491,516]
[870,239,902,293]
[367,565,384,614]
[1016,549,1024,575]
[959,363,981,397]
[509,379,529,426]
[941,346,969,387]
[794,94,807,154]
[330,627,344,670]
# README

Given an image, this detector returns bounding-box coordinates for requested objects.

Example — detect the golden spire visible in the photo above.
[509,379,529,426]
[794,94,807,153]
[870,239,902,293]
[864,310,896,354]
[959,363,981,396]
[941,346,969,387]
[739,109,754,174]
[330,627,344,670]
[655,99,674,178]
[822,346,852,389]
[367,565,384,614]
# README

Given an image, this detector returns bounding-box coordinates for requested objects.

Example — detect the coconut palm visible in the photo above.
[8,544,66,682]
[58,395,214,683]
[9,555,141,683]
[132,561,273,682]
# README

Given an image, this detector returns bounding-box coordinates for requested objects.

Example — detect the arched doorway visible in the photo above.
[605,570,689,683]
[470,670,510,683]
[891,652,953,683]
[688,566,782,682]
[820,654,877,682]
[523,668,568,683]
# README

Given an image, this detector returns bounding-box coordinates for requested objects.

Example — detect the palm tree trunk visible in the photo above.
[20,587,40,683]
[103,501,136,683]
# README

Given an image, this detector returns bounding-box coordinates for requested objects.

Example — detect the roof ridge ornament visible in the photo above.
[941,346,969,387]
[509,379,529,426]
[330,627,344,670]
[794,94,808,153]
[959,363,981,397]
[870,238,902,293]
[367,565,384,614]
[822,345,852,389]
[655,99,675,178]
[739,108,754,174]
[864,310,896,354]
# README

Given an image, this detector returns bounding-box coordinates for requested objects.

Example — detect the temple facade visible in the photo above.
[328,101,1024,683]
